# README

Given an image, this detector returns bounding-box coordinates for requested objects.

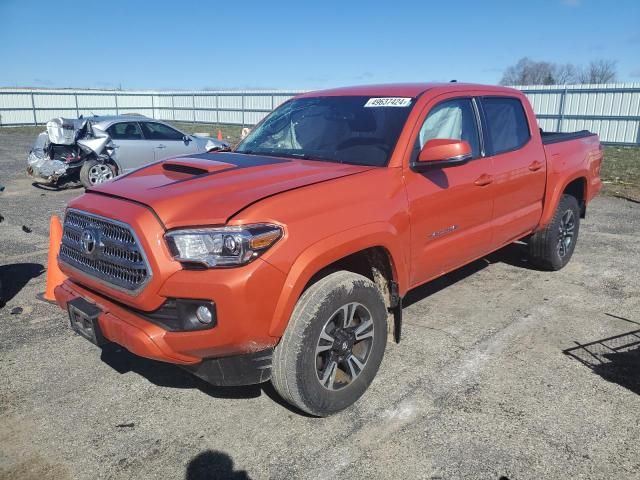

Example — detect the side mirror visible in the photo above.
[413,139,472,171]
[183,135,192,144]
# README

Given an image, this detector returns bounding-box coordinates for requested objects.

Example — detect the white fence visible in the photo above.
[0,89,303,129]
[516,83,640,146]
[0,84,639,145]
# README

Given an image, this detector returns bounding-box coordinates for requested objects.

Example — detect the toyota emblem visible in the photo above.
[81,229,97,255]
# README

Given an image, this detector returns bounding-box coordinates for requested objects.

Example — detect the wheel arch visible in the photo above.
[563,176,587,217]
[267,224,408,340]
[539,172,589,228]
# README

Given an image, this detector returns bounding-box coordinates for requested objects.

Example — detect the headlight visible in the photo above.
[165,224,282,268]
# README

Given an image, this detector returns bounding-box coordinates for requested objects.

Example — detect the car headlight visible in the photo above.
[165,224,283,268]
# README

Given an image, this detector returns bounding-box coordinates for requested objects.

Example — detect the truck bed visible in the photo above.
[540,130,595,145]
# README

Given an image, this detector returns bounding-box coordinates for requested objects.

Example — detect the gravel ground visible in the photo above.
[1,128,639,480]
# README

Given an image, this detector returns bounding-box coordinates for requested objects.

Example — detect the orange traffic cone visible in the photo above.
[41,215,66,303]
[217,129,223,141]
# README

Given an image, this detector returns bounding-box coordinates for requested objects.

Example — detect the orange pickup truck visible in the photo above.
[54,83,602,416]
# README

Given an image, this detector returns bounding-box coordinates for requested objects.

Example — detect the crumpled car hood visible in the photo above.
[87,152,374,228]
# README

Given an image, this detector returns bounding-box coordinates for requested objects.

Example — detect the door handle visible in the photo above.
[157,144,166,149]
[474,174,493,187]
[528,160,543,171]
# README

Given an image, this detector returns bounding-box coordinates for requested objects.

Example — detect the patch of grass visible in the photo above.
[0,125,46,136]
[0,122,246,145]
[602,146,640,201]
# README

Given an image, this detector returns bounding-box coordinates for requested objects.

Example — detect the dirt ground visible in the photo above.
[1,128,639,480]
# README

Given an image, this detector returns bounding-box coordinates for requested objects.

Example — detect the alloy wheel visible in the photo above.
[557,209,575,257]
[315,302,375,391]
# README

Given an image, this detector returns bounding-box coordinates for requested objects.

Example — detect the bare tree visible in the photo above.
[553,63,579,84]
[500,57,557,86]
[501,57,617,86]
[577,59,617,84]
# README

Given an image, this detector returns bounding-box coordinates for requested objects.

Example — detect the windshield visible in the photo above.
[235,96,415,166]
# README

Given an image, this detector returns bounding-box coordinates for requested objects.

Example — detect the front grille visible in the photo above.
[59,209,151,293]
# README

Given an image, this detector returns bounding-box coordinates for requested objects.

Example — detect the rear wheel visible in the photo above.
[528,194,581,270]
[80,159,116,188]
[271,271,387,416]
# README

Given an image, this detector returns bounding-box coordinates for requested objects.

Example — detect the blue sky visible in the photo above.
[1,0,638,90]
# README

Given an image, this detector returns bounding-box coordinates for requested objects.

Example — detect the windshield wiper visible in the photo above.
[279,152,342,163]
[237,149,341,164]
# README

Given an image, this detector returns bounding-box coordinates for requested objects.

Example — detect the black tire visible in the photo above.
[528,194,581,270]
[271,271,388,416]
[79,159,117,188]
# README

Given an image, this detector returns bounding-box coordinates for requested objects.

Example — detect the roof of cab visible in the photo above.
[296,83,521,98]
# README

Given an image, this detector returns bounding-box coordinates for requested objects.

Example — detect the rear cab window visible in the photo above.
[481,97,530,155]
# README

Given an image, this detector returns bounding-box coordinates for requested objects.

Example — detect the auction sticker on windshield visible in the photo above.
[364,97,412,107]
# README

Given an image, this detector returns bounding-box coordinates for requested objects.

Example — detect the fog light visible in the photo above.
[196,305,213,324]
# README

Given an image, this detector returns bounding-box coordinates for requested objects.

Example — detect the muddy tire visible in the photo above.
[528,194,581,270]
[80,159,117,188]
[271,271,388,417]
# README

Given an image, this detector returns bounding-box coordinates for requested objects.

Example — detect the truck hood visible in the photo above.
[88,152,374,228]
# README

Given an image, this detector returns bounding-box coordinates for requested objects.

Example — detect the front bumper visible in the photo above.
[55,280,199,364]
[55,280,277,385]
[54,256,285,365]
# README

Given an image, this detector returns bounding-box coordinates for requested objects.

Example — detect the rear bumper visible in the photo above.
[27,152,79,184]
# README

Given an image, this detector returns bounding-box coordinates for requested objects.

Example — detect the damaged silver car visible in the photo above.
[27,115,229,188]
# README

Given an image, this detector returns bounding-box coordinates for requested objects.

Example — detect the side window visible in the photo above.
[482,97,530,154]
[107,122,143,140]
[416,98,481,159]
[140,122,184,141]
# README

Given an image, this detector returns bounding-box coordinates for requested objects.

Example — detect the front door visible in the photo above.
[139,122,199,160]
[404,96,495,287]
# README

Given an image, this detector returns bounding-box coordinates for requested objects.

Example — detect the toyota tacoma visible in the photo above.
[54,83,603,416]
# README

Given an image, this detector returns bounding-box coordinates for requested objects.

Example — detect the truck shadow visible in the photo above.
[563,321,640,396]
[404,242,535,308]
[100,345,262,400]
[99,345,310,414]
[0,262,45,308]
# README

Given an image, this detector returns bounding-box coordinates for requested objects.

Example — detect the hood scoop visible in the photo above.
[162,163,208,176]
[156,157,237,181]
[161,157,234,173]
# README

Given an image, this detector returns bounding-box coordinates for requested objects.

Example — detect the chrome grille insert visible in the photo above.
[60,209,151,293]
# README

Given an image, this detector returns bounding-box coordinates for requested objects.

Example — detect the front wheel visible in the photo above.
[528,194,581,270]
[80,159,117,188]
[271,271,388,416]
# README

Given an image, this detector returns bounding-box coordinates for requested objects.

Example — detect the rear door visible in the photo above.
[139,122,199,160]
[106,121,153,172]
[403,95,495,287]
[478,96,546,247]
